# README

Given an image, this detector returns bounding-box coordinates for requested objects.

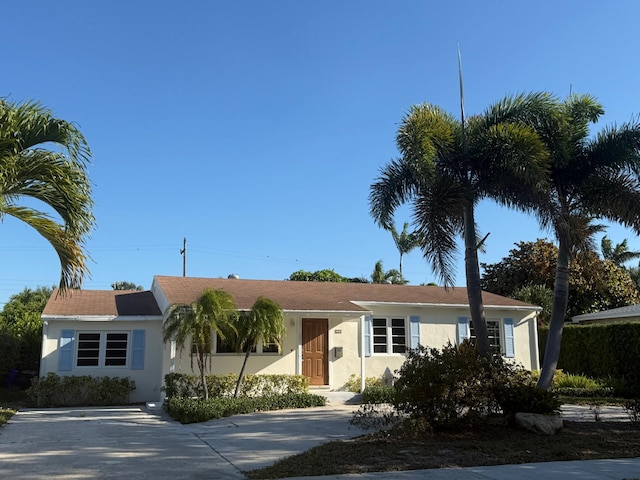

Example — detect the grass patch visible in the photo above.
[246,420,640,479]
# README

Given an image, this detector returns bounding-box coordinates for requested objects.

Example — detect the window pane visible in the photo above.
[215,334,234,353]
[391,318,406,353]
[105,333,128,366]
[77,333,101,367]
[262,342,279,353]
[372,318,388,353]
[469,320,502,355]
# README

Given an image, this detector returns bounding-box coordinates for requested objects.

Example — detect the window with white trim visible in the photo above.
[372,317,407,354]
[76,332,129,367]
[469,319,502,356]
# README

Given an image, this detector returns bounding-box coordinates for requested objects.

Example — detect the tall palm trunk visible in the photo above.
[463,203,490,357]
[234,348,252,398]
[538,237,571,390]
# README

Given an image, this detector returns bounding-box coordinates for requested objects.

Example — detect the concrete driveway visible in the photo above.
[0,404,365,479]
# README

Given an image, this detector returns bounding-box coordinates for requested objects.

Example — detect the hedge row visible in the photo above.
[163,373,309,399]
[539,322,640,394]
[28,373,136,407]
[165,393,326,423]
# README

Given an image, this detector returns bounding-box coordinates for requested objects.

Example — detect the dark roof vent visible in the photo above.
[228,273,240,279]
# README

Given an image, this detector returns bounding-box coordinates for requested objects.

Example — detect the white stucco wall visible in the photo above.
[40,318,164,403]
[41,304,539,401]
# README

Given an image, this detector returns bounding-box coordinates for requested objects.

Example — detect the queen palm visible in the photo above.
[517,94,640,389]
[0,99,94,290]
[389,222,419,277]
[601,236,640,267]
[162,288,237,400]
[370,93,551,356]
[232,297,285,397]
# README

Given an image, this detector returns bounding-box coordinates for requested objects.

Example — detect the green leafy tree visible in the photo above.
[111,281,143,290]
[232,297,285,397]
[162,288,237,400]
[510,94,640,389]
[288,269,368,283]
[371,260,407,284]
[482,239,639,323]
[0,286,53,371]
[369,93,551,357]
[0,100,94,291]
[388,222,419,276]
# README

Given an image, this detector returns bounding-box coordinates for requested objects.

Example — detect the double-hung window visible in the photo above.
[76,332,129,367]
[372,317,407,354]
[468,319,503,356]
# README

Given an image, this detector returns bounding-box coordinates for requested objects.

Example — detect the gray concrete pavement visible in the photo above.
[0,400,639,479]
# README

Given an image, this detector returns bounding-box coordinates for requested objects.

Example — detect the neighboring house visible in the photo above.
[40,275,541,403]
[572,304,640,324]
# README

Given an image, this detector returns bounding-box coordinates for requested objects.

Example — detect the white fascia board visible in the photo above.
[352,301,541,312]
[41,315,163,322]
[282,309,370,318]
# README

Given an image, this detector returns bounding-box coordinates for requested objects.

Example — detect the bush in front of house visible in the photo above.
[362,385,395,404]
[352,341,560,433]
[27,373,136,407]
[163,373,309,399]
[165,392,327,424]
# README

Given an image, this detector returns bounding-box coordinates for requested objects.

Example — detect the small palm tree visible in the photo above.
[232,297,285,397]
[0,99,94,291]
[601,236,640,267]
[389,222,419,276]
[371,260,407,284]
[162,288,237,400]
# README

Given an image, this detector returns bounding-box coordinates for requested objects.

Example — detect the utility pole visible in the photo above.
[180,237,187,277]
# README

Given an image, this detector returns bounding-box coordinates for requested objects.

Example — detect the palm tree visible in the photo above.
[369,93,551,357]
[162,288,237,400]
[371,260,406,284]
[516,94,640,390]
[232,297,285,397]
[389,222,419,276]
[601,236,640,267]
[0,99,94,291]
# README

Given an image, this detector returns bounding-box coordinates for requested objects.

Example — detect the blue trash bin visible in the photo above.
[5,369,18,387]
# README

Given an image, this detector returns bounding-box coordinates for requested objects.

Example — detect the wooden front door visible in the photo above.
[302,318,328,385]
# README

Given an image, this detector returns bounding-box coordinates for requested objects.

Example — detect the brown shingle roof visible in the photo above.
[42,289,162,317]
[153,275,534,312]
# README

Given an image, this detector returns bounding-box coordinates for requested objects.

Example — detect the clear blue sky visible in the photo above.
[1,1,639,305]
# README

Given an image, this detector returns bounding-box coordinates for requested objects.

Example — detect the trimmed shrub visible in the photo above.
[344,374,389,393]
[539,322,640,395]
[165,393,326,424]
[28,373,136,407]
[362,385,395,404]
[163,373,309,399]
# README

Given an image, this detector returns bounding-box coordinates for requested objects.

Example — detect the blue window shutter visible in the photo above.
[409,315,421,349]
[364,315,372,357]
[58,329,75,371]
[131,330,146,370]
[457,317,469,346]
[504,318,515,358]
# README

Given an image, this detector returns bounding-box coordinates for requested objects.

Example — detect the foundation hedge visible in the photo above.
[27,373,136,407]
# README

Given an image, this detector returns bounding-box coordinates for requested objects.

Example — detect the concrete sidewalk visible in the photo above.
[0,399,638,479]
